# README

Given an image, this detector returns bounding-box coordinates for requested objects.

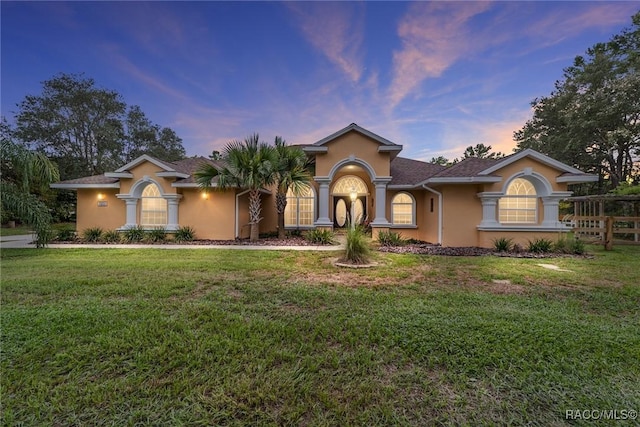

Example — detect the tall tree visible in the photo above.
[15,73,126,179]
[515,12,640,189]
[195,134,277,242]
[429,156,451,166]
[1,120,59,246]
[273,137,312,239]
[13,73,186,180]
[124,105,186,162]
[461,143,504,160]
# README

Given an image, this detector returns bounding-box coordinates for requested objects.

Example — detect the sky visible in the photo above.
[2,1,639,162]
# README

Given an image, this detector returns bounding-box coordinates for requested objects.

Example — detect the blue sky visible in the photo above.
[2,1,638,161]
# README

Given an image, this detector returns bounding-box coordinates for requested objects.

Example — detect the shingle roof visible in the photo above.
[54,174,119,185]
[170,157,221,184]
[389,157,447,186]
[431,157,500,178]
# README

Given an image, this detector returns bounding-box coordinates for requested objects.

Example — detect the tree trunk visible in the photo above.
[276,192,287,239]
[248,189,262,242]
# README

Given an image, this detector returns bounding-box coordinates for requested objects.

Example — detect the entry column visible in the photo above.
[371,178,391,226]
[314,177,333,227]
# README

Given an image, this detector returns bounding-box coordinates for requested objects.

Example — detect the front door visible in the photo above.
[333,196,366,228]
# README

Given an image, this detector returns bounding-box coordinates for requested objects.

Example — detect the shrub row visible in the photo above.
[67,226,197,244]
[492,234,586,255]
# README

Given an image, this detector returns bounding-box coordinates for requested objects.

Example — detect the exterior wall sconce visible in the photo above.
[201,191,209,200]
[97,193,105,201]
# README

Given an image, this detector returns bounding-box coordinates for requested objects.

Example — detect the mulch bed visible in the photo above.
[51,236,331,246]
[378,243,590,258]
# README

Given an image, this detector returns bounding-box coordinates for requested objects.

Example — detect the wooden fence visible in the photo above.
[571,215,640,250]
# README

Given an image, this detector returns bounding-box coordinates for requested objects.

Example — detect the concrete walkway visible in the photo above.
[0,233,344,251]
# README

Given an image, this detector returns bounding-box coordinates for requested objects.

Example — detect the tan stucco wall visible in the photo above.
[382,190,440,243]
[76,189,125,232]
[439,185,483,247]
[315,131,391,177]
[178,189,236,240]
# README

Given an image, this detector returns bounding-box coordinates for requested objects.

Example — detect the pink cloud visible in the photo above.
[388,2,492,109]
[286,2,365,82]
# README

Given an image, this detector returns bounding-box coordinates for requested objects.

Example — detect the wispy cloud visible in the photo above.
[523,2,638,46]
[102,44,190,102]
[388,2,492,109]
[285,2,365,82]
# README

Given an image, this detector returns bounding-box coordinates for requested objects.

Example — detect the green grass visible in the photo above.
[2,246,639,425]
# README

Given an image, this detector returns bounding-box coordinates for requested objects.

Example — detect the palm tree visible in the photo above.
[1,131,60,247]
[273,137,312,239]
[195,134,277,242]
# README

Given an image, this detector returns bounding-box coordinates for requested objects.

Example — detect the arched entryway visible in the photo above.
[331,175,368,228]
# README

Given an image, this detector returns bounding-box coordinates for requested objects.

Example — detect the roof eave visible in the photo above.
[424,177,502,184]
[104,172,133,178]
[157,171,190,179]
[50,183,121,190]
[302,146,329,154]
[556,174,600,184]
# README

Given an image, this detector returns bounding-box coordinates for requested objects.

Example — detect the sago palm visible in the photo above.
[195,134,277,242]
[273,136,312,239]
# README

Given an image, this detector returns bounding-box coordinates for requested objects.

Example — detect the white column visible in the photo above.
[541,196,563,228]
[123,199,138,229]
[371,180,391,226]
[478,196,500,227]
[314,178,332,226]
[166,197,180,230]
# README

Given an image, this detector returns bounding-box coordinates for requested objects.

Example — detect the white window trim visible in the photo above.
[391,192,416,226]
[284,187,316,229]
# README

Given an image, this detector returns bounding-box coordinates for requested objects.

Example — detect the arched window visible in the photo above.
[141,183,167,226]
[332,176,368,195]
[391,192,415,225]
[499,178,537,223]
[284,186,315,227]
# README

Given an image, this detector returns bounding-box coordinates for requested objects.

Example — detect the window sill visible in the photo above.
[477,225,571,232]
[389,224,418,229]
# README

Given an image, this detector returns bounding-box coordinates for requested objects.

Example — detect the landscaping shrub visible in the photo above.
[527,237,554,253]
[343,224,370,264]
[492,237,513,252]
[34,227,54,248]
[554,233,586,255]
[305,229,335,245]
[377,230,406,246]
[146,227,167,243]
[102,230,121,243]
[122,226,145,243]
[82,227,103,242]
[55,227,76,242]
[174,226,196,243]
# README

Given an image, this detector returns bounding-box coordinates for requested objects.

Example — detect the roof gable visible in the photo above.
[478,148,585,175]
[313,123,400,147]
[114,154,179,173]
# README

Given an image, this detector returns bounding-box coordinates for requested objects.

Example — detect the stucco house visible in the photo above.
[51,123,598,247]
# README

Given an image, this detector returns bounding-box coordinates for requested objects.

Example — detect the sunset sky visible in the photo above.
[2,1,638,161]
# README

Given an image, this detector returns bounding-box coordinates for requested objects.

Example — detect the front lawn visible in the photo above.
[1,246,639,425]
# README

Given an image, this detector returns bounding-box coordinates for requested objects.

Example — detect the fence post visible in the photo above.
[604,216,613,250]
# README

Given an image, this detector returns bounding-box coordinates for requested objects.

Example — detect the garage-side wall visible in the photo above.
[179,189,236,240]
[76,189,125,233]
